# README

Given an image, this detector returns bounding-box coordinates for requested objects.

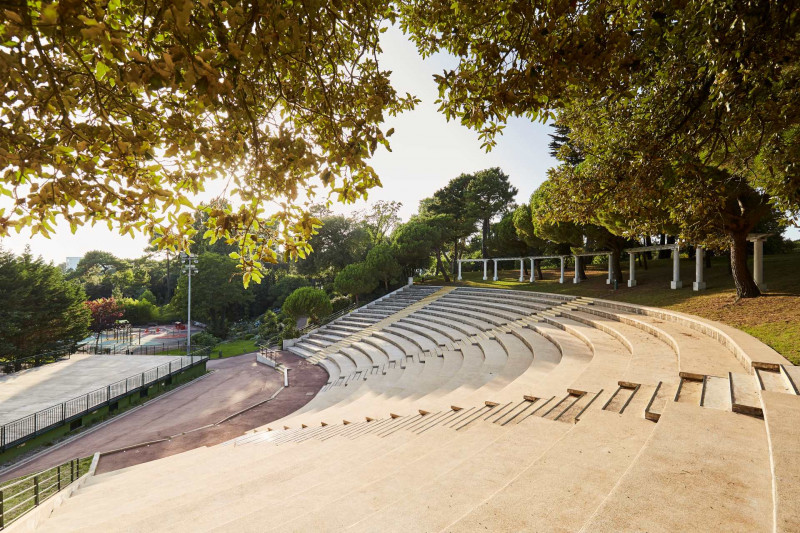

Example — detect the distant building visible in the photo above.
[65,256,82,271]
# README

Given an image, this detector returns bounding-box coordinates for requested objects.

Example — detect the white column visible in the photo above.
[559,256,566,284]
[573,255,581,284]
[670,246,683,289]
[529,258,535,283]
[693,247,706,291]
[483,260,488,280]
[754,238,766,290]
[628,253,637,287]
[493,260,498,281]
[519,259,525,282]
[606,253,613,284]
[408,276,414,286]
[457,260,462,281]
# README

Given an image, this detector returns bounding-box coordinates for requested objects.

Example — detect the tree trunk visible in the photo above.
[730,230,760,298]
[705,250,712,269]
[578,259,587,280]
[165,253,171,303]
[482,218,490,259]
[451,240,459,275]
[611,250,623,283]
[437,250,451,283]
[536,261,543,280]
[658,234,669,259]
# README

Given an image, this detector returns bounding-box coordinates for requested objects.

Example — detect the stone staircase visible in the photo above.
[25,287,800,533]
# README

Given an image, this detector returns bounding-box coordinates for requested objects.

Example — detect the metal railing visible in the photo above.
[0,456,90,529]
[77,341,188,356]
[1,347,76,375]
[0,349,210,451]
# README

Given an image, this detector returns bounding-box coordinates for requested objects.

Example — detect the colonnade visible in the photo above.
[456,234,771,292]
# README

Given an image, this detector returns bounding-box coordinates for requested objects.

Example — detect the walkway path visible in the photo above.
[0,351,327,481]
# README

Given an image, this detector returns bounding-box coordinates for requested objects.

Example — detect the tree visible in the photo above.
[1,1,418,283]
[170,252,253,338]
[85,298,123,349]
[139,289,157,305]
[268,275,311,309]
[119,297,159,325]
[425,175,479,274]
[467,168,518,258]
[334,263,378,303]
[491,211,528,257]
[0,248,90,359]
[392,215,442,278]
[366,243,402,290]
[296,216,372,280]
[401,1,800,297]
[282,287,333,323]
[362,201,403,244]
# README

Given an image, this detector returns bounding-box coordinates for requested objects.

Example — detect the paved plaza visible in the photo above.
[0,355,182,426]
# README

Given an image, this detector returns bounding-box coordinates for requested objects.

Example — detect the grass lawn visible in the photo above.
[210,339,259,359]
[158,339,259,358]
[421,252,800,365]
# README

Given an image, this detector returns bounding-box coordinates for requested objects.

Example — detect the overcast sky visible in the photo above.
[2,27,795,264]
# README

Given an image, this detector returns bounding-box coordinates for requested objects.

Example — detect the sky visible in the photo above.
[2,27,795,264]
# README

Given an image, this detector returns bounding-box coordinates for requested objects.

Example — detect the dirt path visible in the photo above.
[0,351,327,480]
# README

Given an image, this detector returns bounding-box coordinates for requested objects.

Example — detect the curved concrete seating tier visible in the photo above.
[30,288,800,533]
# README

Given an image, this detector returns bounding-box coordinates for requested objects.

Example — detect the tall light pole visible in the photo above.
[181,253,198,355]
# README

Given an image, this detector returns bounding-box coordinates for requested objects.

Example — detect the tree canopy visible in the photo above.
[334,262,378,303]
[401,1,800,296]
[1,0,417,285]
[366,242,402,290]
[0,248,90,359]
[282,286,332,323]
[170,252,252,337]
[467,167,517,258]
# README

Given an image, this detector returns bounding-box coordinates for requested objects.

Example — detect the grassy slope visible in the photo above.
[420,252,800,365]
[160,339,258,358]
[212,339,259,359]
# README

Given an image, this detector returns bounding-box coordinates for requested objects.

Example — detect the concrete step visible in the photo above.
[756,366,796,394]
[645,381,670,422]
[674,376,703,405]
[602,383,640,414]
[729,372,763,416]
[540,393,580,421]
[700,375,731,411]
[557,390,603,423]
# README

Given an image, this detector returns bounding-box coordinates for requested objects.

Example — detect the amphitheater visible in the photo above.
[21,285,800,532]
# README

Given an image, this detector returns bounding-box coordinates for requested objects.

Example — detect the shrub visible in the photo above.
[282,287,333,322]
[330,295,352,313]
[191,331,220,348]
[119,297,159,325]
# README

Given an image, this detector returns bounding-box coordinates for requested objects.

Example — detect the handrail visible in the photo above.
[255,301,362,351]
[0,348,211,451]
[0,456,90,529]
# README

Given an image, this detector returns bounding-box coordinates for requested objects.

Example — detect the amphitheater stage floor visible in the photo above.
[0,351,328,481]
[0,354,182,427]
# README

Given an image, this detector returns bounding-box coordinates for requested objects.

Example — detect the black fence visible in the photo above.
[0,349,210,451]
[0,347,76,375]
[77,341,189,356]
